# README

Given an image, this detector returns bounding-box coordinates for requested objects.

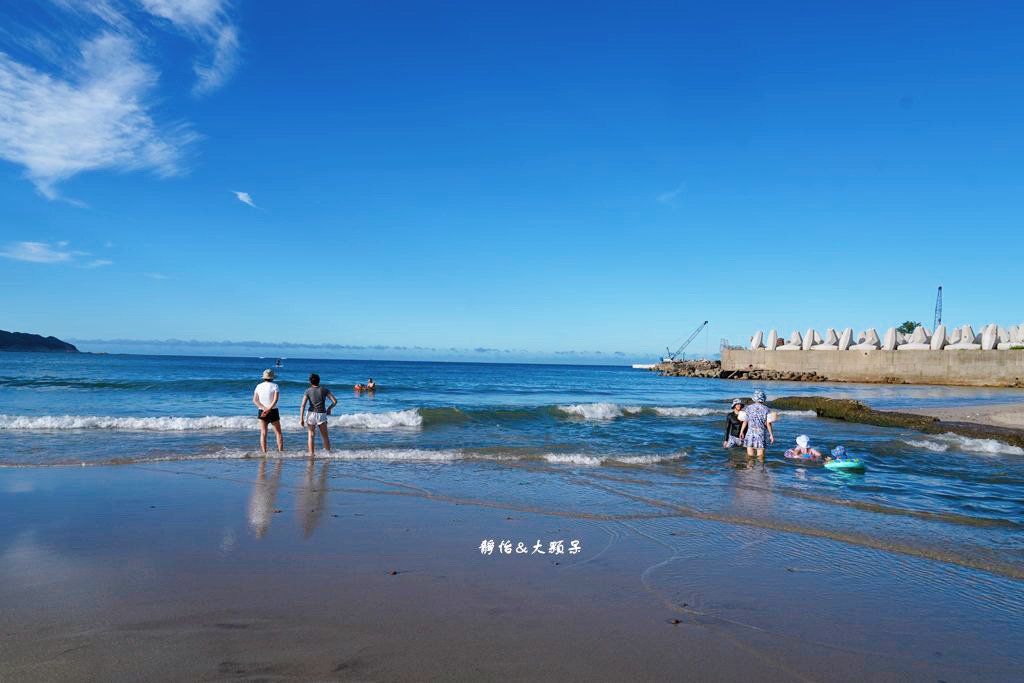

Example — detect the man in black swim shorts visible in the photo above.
[253,368,284,452]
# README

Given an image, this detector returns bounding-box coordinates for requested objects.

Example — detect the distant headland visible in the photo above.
[0,330,79,353]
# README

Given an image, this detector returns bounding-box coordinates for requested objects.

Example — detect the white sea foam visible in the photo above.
[171,449,682,467]
[557,403,631,420]
[0,409,423,432]
[904,439,949,452]
[557,403,723,420]
[652,407,718,417]
[542,453,685,466]
[543,454,605,466]
[331,409,422,429]
[144,448,462,463]
[555,403,815,421]
[904,433,1023,456]
[6,447,687,468]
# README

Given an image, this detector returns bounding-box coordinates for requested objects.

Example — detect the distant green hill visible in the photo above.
[0,330,78,352]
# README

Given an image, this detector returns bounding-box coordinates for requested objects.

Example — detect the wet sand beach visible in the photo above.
[2,461,1021,682]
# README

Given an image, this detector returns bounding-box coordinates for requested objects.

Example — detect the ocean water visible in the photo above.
[2,352,1023,582]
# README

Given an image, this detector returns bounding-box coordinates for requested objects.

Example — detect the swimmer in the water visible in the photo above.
[790,434,822,458]
[366,378,375,390]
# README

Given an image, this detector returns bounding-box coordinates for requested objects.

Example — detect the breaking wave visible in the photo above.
[0,410,423,432]
[542,453,686,466]
[0,446,689,468]
[555,403,816,420]
[557,403,643,420]
[0,403,804,431]
[904,434,1023,456]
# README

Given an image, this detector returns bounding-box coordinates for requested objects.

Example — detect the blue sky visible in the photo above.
[1,1,1022,363]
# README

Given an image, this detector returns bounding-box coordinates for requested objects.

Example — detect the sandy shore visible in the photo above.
[2,461,1021,681]
[909,402,1024,429]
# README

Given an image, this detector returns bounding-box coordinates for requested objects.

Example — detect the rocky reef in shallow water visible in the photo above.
[769,396,1024,449]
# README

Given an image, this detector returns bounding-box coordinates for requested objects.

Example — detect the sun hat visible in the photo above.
[831,445,847,458]
[752,389,767,403]
[796,434,809,448]
[262,368,276,380]
[731,399,743,408]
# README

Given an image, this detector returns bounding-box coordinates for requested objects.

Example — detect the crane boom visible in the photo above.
[665,320,709,361]
[933,286,943,331]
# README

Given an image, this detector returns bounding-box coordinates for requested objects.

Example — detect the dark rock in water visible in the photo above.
[769,396,1024,449]
[0,330,78,353]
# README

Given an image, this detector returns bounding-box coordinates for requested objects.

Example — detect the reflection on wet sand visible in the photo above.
[730,464,775,512]
[247,458,282,538]
[297,458,330,538]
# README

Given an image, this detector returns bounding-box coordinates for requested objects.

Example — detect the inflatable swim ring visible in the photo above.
[824,459,866,472]
[785,449,820,460]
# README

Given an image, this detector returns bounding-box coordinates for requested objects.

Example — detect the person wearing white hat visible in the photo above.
[722,399,745,448]
[791,434,822,459]
[253,368,284,453]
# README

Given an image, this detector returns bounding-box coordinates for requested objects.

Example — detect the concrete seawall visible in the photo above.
[722,349,1024,387]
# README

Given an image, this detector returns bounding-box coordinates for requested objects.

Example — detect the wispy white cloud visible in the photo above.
[0,241,75,263]
[0,33,196,199]
[193,23,238,95]
[138,0,240,95]
[656,183,685,208]
[232,190,257,208]
[0,240,115,268]
[0,0,241,200]
[145,272,168,279]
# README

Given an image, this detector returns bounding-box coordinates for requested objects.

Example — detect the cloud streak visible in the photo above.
[0,0,241,199]
[656,183,685,207]
[0,240,113,268]
[233,190,257,208]
[0,33,195,199]
[139,0,240,96]
[0,241,74,263]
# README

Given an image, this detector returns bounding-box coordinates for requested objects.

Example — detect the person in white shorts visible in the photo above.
[253,369,283,453]
[300,373,338,455]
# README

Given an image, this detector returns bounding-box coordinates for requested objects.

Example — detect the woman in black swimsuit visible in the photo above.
[723,399,744,448]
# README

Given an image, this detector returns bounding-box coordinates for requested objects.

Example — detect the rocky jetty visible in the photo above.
[654,361,826,382]
[655,360,722,378]
[0,330,78,353]
[727,369,826,382]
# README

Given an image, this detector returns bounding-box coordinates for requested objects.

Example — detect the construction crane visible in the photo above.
[933,286,943,331]
[664,321,709,362]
